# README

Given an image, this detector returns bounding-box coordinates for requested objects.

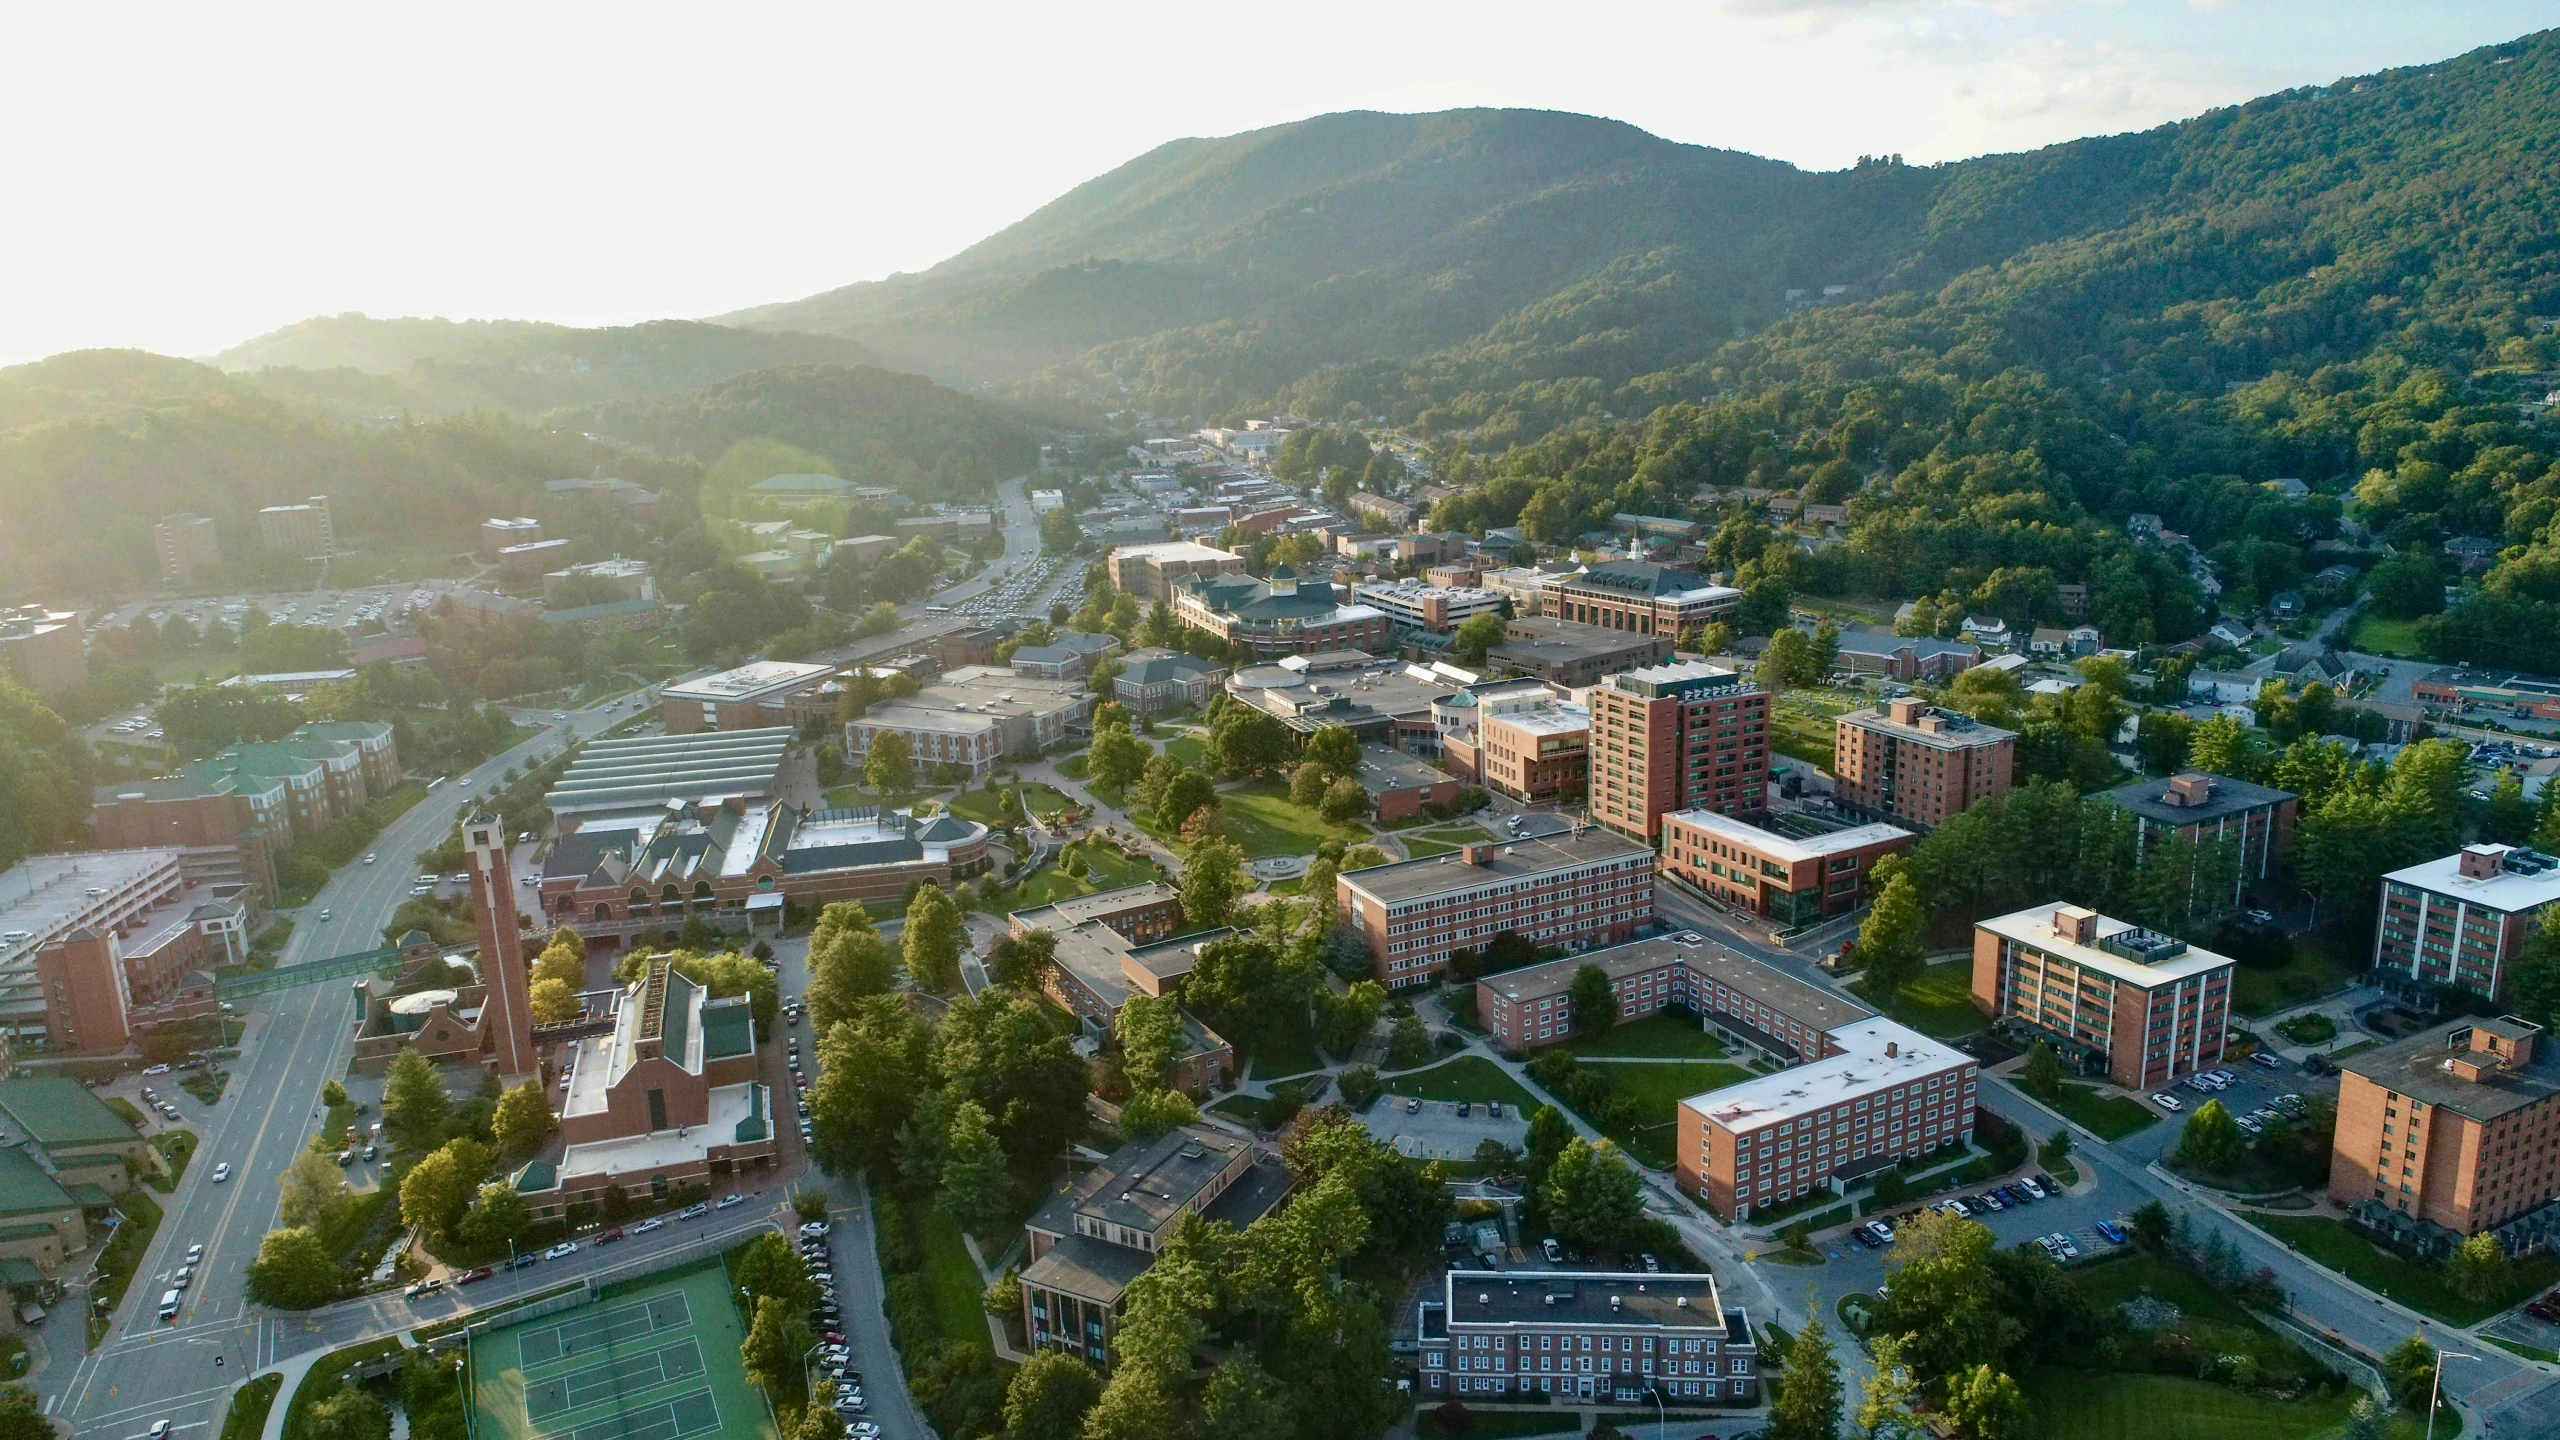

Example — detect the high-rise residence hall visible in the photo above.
[1337,829,1656,990]
[1417,1268,1759,1406]
[2329,1016,2560,1245]
[2102,772,2298,901]
[1658,810,1913,927]
[1586,661,1769,840]
[256,496,334,558]
[2373,843,2560,1003]
[1542,559,1740,637]
[1971,904,2236,1091]
[1436,683,1590,804]
[1676,1015,1976,1222]
[1105,540,1247,601]
[153,512,219,586]
[0,605,86,696]
[1833,698,2015,828]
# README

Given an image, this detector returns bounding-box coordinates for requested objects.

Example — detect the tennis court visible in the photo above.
[470,1260,772,1440]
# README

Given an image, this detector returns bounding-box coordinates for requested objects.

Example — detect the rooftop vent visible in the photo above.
[1676,1296,1690,1308]
[2101,927,2188,965]
[1477,1292,1490,1306]
[1609,1295,1622,1311]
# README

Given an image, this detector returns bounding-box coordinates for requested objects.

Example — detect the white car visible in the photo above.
[210,1163,231,1183]
[142,1063,171,1076]
[631,1218,667,1235]
[715,1193,746,1210]
[318,908,332,920]
[543,1242,580,1260]
[363,854,377,864]
[185,1244,204,1265]
[2151,1093,2183,1111]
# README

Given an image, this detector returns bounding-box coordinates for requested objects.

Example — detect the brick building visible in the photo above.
[1833,699,2015,828]
[2373,844,2560,1003]
[1542,560,1739,637]
[256,496,333,557]
[0,849,248,1044]
[0,605,85,696]
[153,513,219,586]
[1485,617,1675,688]
[542,804,989,937]
[1010,886,1235,1097]
[1337,829,1656,990]
[480,517,544,556]
[1435,684,1589,804]
[1586,662,1770,840]
[1477,932,1872,1059]
[2103,772,2297,901]
[1356,745,1461,822]
[182,721,399,843]
[1418,1269,1757,1405]
[660,661,838,735]
[2328,1016,2560,1244]
[1173,568,1391,660]
[1351,581,1505,633]
[1106,540,1246,601]
[1113,650,1226,716]
[91,778,284,904]
[1659,811,1913,927]
[1831,630,1980,683]
[1971,904,2235,1091]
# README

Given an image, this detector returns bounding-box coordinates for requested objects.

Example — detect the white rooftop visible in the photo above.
[1666,810,1912,864]
[1680,1016,1963,1132]
[1110,540,1237,563]
[0,850,182,965]
[1975,903,2238,989]
[559,1081,761,1175]
[2385,845,2560,913]
[661,661,834,704]
[1485,699,1590,737]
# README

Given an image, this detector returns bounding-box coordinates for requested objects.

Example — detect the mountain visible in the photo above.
[727,34,2560,430]
[209,315,884,420]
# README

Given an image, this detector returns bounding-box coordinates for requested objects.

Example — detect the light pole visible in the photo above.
[2427,1349,2475,1440]
[1649,1385,1665,1440]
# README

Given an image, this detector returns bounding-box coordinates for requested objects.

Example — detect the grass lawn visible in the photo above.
[90,1188,163,1348]
[1555,1015,1731,1060]
[914,1205,995,1355]
[1165,733,1208,770]
[948,781,1076,823]
[2251,1214,2560,1325]
[1566,1060,1752,1168]
[1852,958,1986,1039]
[1246,1004,1324,1080]
[2021,1369,2363,1440]
[1382,1056,1540,1112]
[2073,1252,2327,1381]
[2350,610,2430,659]
[220,1372,283,1440]
[2231,947,2357,1017]
[1215,780,1371,858]
[1769,697,1843,771]
[2045,1083,2161,1140]
[1006,840,1161,909]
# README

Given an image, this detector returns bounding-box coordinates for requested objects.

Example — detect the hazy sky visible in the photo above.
[3,0,2553,367]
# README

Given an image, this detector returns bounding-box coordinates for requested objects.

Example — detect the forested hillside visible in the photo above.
[211,315,883,420]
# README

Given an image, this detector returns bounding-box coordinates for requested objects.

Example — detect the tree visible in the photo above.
[1157,768,1217,829]
[2018,1042,2063,1100]
[2382,1333,2438,1410]
[1939,1365,2028,1440]
[2449,1231,2510,1302]
[306,1388,391,1440]
[863,730,914,796]
[381,1046,450,1152]
[806,908,896,1031]
[1854,863,1927,1005]
[1318,775,1368,823]
[1303,725,1361,778]
[902,883,966,993]
[2484,771,2535,845]
[533,931,584,990]
[1318,980,1386,1059]
[1208,706,1291,779]
[1198,1353,1293,1440]
[1868,1209,2019,1387]
[1537,1137,1644,1248]
[1568,963,1618,1036]
[1758,627,1819,692]
[2126,1199,2173,1253]
[1289,761,1332,807]
[1767,1314,1841,1440]
[1855,1334,1924,1440]
[1117,993,1183,1089]
[1387,1013,1430,1068]
[491,1081,554,1155]
[736,1230,817,1314]
[0,1387,55,1440]
[1119,1087,1201,1139]
[279,1147,352,1230]
[399,1137,494,1240]
[1452,611,1509,667]
[245,1226,339,1309]
[2343,1393,2392,1440]
[1080,1364,1180,1440]
[741,1295,813,1395]
[1001,1352,1100,1440]
[2176,1099,2245,1174]
[321,1078,349,1109]
[529,977,580,1024]
[938,1099,1012,1235]
[1090,725,1153,790]
[457,1181,530,1253]
[806,998,930,1173]
[1523,1104,1575,1196]
[987,927,1057,992]
[1181,836,1249,931]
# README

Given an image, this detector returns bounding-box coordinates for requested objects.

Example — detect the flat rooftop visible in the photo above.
[1600,660,1755,700]
[1339,826,1654,906]
[660,661,835,704]
[1976,904,2237,989]
[1014,882,1180,930]
[1440,1269,1728,1332]
[1839,705,2015,750]
[558,1081,765,1174]
[2105,772,2298,825]
[1482,934,1874,1035]
[1491,616,1674,662]
[545,729,793,817]
[2383,846,2560,913]
[0,850,181,969]
[1681,1016,1963,1133]
[1357,745,1454,793]
[1111,540,1238,564]
[1665,809,1912,864]
[2340,1019,2560,1122]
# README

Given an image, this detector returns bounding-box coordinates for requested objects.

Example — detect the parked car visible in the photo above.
[632,1218,666,1235]
[405,1278,444,1298]
[2151,1093,2183,1112]
[2094,1220,2129,1246]
[508,1253,540,1270]
[679,1203,710,1220]
[716,1193,746,1210]
[2249,1052,2285,1071]
[1405,1097,1421,1114]
[457,1267,496,1284]
[596,1227,624,1244]
[1542,1238,1563,1263]
[2018,1177,2047,1201]
[1488,1101,1503,1119]
[543,1242,579,1260]
[1457,1101,1471,1117]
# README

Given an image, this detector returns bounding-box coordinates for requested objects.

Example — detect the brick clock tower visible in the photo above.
[466,811,539,1080]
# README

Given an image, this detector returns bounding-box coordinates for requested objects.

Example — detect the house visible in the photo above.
[1959,616,2009,645]
[1112,650,1225,716]
[2127,513,2164,539]
[2209,621,2254,649]
[2271,590,2305,619]
[1803,503,1848,526]
[2056,583,2089,616]
[2265,478,2311,498]
[2446,536,2504,575]
[2188,670,2262,705]
[2315,564,2360,593]
[1354,745,1460,822]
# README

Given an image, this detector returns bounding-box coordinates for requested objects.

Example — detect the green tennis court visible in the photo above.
[469,1260,772,1440]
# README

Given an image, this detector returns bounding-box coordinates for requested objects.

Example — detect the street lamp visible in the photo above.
[2427,1349,2475,1440]
[1648,1385,1665,1440]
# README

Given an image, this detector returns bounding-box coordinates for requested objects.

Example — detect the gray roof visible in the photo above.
[1026,1124,1258,1240]
[545,729,793,816]
[1441,1269,1732,1334]
[1019,1233,1156,1304]
[1341,827,1653,906]
[2104,772,2297,826]
[1487,617,1673,664]
[1834,628,1977,661]
[1356,745,1454,794]
[2340,1019,2560,1123]
[1481,934,1874,1037]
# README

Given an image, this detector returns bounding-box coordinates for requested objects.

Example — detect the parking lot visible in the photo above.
[1362,1095,1529,1162]
[933,555,1086,625]
[2113,1058,2340,1165]
[1810,1164,2145,1295]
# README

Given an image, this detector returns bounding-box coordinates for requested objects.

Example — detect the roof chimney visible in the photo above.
[1885,698,1924,725]
[1461,842,1493,866]
[2164,773,2215,808]
[2053,905,2099,944]
[2459,844,2508,881]
[1885,1041,1898,1058]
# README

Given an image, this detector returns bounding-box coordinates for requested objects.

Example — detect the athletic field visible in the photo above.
[468,1260,773,1440]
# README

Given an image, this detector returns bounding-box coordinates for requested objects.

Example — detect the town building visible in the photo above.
[1018,1125,1294,1370]
[545,728,795,828]
[1659,811,1912,926]
[0,605,85,696]
[1479,565,1581,617]
[1971,904,2236,1090]
[480,517,544,556]
[497,537,575,578]
[1011,887,1234,1096]
[1108,541,1248,601]
[1351,581,1505,634]
[1172,568,1390,660]
[1436,684,1589,803]
[660,660,837,735]
[90,778,284,902]
[0,848,251,1043]
[1356,745,1461,822]
[2329,1016,2560,1247]
[153,513,220,586]
[1609,514,1706,545]
[1224,652,1472,749]
[256,496,334,558]
[1007,632,1119,681]
[2411,668,2560,722]
[1833,700,2016,829]
[1112,650,1225,716]
[1418,1268,1757,1405]
[748,473,857,508]
[834,535,897,567]
[0,1077,150,1201]
[181,721,400,842]
[545,476,662,518]
[2373,843,2560,1002]
[0,1145,92,1272]
[1542,560,1740,637]
[543,557,654,604]
[1676,1015,1976,1221]
[1831,629,1979,683]
[1486,617,1675,688]
[1337,829,1657,989]
[1586,662,1770,841]
[1478,932,1872,1060]
[848,668,1094,778]
[2102,772,2298,901]
[538,598,670,638]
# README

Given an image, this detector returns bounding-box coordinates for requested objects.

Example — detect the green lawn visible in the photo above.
[1554,1015,1731,1060]
[1246,1003,1324,1080]
[2021,1370,2362,1440]
[2350,610,2429,659]
[1400,825,1500,860]
[913,1205,994,1354]
[2231,947,2357,1017]
[1381,1056,1540,1112]
[1214,780,1371,858]
[1768,698,1842,771]
[2045,1083,2161,1140]
[1003,840,1161,911]
[1165,734,1208,770]
[1853,958,1986,1039]
[948,781,1076,823]
[1564,1060,1752,1168]
[2251,1214,2560,1326]
[2073,1253,2328,1382]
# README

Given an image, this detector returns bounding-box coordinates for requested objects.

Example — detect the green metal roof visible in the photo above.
[0,1078,141,1151]
[0,1224,56,1243]
[0,1257,41,1287]
[70,1184,114,1210]
[699,997,754,1062]
[514,1160,559,1194]
[735,1085,769,1145]
[662,971,699,1069]
[0,1149,75,1217]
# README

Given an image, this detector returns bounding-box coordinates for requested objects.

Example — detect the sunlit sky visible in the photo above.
[3,0,2554,367]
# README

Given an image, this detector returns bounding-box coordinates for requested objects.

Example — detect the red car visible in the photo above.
[597,1227,625,1244]
[456,1266,495,1285]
